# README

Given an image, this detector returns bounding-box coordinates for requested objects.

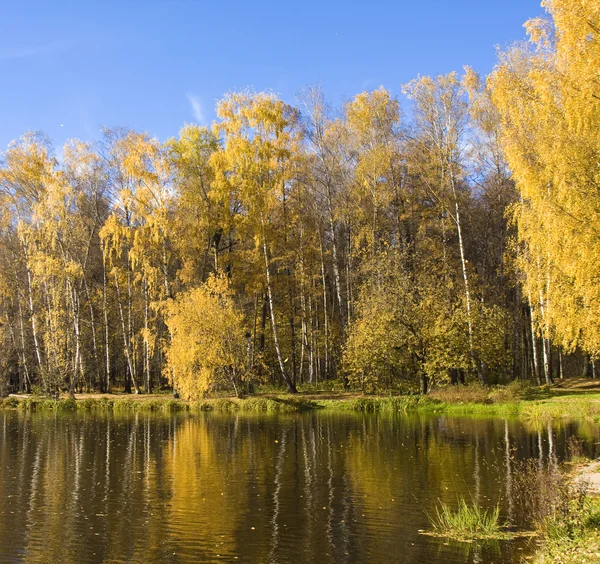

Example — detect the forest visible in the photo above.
[0,0,598,400]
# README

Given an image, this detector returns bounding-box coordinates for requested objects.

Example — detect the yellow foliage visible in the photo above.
[343,251,509,391]
[210,90,302,232]
[344,87,401,256]
[165,274,247,399]
[166,124,221,284]
[490,0,600,356]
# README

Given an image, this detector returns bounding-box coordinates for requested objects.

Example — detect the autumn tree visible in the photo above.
[167,124,221,284]
[165,274,247,399]
[3,16,597,397]
[344,248,508,394]
[344,87,402,262]
[404,73,486,383]
[210,91,302,393]
[490,0,600,372]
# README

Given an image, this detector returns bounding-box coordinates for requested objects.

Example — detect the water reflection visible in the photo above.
[0,411,597,563]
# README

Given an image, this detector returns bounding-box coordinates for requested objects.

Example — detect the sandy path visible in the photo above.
[575,460,600,493]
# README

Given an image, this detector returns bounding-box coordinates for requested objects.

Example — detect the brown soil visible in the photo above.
[552,378,600,391]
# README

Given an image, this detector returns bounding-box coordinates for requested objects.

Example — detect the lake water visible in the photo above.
[0,410,597,563]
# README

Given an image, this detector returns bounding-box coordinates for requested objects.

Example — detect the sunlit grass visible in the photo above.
[428,498,511,542]
[534,495,600,563]
[4,381,600,420]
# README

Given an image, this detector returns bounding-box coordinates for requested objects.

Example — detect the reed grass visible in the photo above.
[428,498,510,541]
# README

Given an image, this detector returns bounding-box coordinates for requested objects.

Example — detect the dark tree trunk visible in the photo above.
[420,373,429,395]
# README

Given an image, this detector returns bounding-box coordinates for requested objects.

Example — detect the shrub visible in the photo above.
[1,397,19,408]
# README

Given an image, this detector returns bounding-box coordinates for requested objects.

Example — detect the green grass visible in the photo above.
[0,394,319,413]
[312,395,427,412]
[519,396,600,423]
[2,396,79,412]
[427,498,511,542]
[534,497,600,563]
[190,396,318,412]
[3,382,600,419]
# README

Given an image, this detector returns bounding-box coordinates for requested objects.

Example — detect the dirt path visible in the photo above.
[575,460,600,493]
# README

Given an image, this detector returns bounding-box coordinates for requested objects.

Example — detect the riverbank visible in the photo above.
[532,460,600,563]
[423,458,600,563]
[3,379,600,420]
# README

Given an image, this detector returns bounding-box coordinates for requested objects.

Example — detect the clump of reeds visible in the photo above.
[429,498,510,541]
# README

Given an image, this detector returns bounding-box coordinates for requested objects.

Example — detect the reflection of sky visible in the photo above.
[0,1,544,153]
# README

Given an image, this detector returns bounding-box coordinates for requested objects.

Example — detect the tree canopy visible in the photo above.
[0,0,596,396]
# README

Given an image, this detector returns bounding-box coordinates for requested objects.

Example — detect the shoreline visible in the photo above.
[3,387,600,421]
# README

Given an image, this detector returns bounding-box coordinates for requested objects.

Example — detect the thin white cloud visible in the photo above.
[186,93,205,124]
[361,78,376,90]
[0,39,75,61]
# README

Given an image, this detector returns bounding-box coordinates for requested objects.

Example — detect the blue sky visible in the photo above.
[0,0,544,152]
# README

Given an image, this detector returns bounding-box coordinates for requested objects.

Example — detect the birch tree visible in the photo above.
[210,91,301,393]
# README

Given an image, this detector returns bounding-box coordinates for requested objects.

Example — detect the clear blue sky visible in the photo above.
[0,0,544,152]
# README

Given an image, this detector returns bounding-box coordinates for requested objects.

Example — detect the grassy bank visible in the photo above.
[534,508,600,564]
[0,395,320,414]
[532,472,600,563]
[3,379,600,419]
[0,392,518,415]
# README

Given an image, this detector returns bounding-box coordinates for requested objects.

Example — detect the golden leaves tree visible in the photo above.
[490,0,600,366]
[165,274,247,399]
[210,91,301,393]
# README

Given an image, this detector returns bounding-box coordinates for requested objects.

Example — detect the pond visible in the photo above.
[0,410,597,563]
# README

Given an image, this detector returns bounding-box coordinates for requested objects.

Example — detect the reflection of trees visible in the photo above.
[163,414,257,561]
[0,411,598,563]
[0,412,181,563]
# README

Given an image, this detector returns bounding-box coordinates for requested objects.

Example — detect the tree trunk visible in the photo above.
[16,294,31,393]
[83,275,102,392]
[512,286,521,381]
[102,257,111,393]
[328,214,346,337]
[67,278,80,399]
[319,235,331,381]
[114,271,140,394]
[582,355,590,378]
[536,258,553,385]
[143,276,151,394]
[261,219,297,393]
[259,292,267,356]
[453,200,484,384]
[527,289,542,385]
[23,250,43,375]
[419,373,429,395]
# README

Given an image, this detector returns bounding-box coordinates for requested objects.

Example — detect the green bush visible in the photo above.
[1,397,19,408]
